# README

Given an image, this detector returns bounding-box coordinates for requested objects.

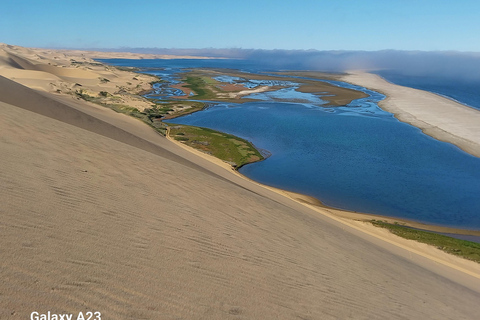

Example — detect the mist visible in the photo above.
[103,47,480,81]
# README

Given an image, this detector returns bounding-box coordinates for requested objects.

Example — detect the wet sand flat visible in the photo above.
[178,69,367,105]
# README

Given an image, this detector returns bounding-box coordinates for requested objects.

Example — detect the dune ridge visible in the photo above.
[1,45,480,319]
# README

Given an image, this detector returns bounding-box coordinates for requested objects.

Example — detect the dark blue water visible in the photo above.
[99,59,480,230]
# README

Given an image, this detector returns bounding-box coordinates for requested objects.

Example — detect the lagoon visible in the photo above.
[169,99,480,230]
[100,59,480,230]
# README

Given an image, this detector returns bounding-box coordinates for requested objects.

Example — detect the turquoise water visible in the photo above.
[98,59,480,230]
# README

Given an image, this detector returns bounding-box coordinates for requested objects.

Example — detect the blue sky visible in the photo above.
[1,0,479,51]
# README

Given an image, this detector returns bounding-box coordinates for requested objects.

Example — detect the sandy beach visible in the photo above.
[1,44,480,319]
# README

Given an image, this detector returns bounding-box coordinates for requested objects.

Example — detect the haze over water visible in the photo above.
[102,58,480,230]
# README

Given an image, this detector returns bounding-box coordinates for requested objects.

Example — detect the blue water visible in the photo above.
[99,59,480,230]
[169,101,480,230]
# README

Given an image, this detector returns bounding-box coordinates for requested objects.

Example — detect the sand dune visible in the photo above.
[6,52,98,79]
[55,49,226,60]
[0,44,158,111]
[1,46,480,319]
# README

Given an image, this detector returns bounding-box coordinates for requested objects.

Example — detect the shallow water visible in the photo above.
[242,87,326,104]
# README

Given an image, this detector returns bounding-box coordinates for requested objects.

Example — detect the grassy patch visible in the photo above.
[114,66,140,72]
[370,220,480,263]
[150,79,165,86]
[200,76,219,85]
[75,89,100,102]
[75,88,204,137]
[183,76,216,99]
[174,136,189,141]
[157,100,205,119]
[168,125,264,168]
[105,104,168,135]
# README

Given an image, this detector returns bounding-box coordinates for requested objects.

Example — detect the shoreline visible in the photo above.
[161,71,480,237]
[164,125,480,278]
[341,71,480,158]
[166,127,480,237]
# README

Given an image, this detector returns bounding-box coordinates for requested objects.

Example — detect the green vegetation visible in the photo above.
[107,104,168,135]
[70,70,210,136]
[74,85,207,136]
[371,220,480,263]
[199,76,219,85]
[74,89,169,135]
[142,99,205,120]
[114,66,140,72]
[75,89,99,102]
[70,60,104,67]
[174,136,189,142]
[149,78,166,86]
[143,105,173,121]
[168,125,264,168]
[162,101,205,119]
[183,76,216,99]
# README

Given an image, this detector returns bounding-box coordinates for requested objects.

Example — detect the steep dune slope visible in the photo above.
[1,69,480,319]
[0,75,221,177]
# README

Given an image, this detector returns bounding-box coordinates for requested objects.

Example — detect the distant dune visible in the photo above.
[1,44,480,319]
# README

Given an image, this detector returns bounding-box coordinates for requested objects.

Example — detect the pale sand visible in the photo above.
[0,43,160,111]
[1,45,480,319]
[342,71,480,158]
[220,85,271,99]
[56,49,227,60]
